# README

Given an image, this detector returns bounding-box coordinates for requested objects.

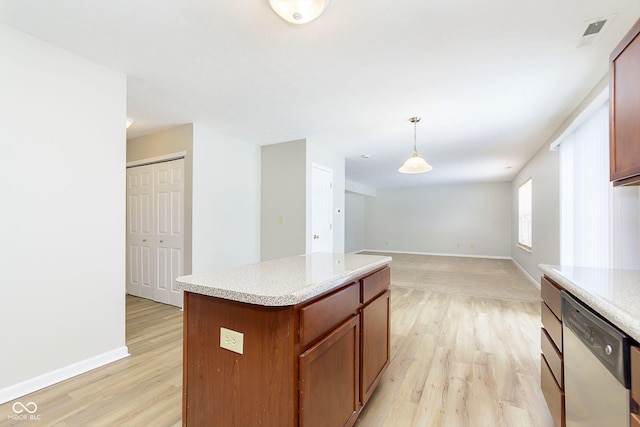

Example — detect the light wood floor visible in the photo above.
[1,296,183,427]
[1,257,553,426]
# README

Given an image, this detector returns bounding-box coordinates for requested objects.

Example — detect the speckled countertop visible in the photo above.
[176,253,392,307]
[539,264,640,342]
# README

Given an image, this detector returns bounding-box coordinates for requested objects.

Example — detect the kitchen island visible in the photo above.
[176,253,392,427]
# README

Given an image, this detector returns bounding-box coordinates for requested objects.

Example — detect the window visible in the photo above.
[518,178,532,250]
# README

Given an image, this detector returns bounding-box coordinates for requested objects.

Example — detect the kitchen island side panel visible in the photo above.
[183,291,298,426]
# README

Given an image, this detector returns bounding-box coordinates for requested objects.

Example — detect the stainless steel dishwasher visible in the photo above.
[562,291,631,427]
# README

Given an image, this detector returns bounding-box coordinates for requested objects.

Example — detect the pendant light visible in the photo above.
[268,0,330,24]
[398,117,433,174]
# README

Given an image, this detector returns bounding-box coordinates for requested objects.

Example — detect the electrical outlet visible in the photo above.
[220,327,244,354]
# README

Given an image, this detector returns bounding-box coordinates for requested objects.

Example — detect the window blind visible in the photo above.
[559,101,611,268]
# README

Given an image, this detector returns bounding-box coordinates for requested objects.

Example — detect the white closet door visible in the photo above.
[126,158,184,308]
[154,159,184,307]
[126,164,155,300]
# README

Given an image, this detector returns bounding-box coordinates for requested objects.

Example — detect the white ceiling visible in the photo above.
[1,0,639,188]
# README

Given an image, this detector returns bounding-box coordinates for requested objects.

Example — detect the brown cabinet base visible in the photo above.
[182,266,391,426]
[541,275,565,427]
[541,354,565,427]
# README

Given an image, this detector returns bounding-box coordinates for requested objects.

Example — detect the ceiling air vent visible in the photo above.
[576,15,615,48]
[583,20,607,36]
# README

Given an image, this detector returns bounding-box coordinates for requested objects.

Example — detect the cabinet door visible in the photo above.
[299,315,360,427]
[360,289,390,406]
[611,18,640,185]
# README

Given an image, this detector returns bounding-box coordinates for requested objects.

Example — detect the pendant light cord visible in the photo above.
[413,119,418,155]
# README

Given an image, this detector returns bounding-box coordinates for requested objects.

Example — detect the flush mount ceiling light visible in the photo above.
[399,117,433,174]
[268,0,330,24]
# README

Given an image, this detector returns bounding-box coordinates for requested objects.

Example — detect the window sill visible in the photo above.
[518,243,532,253]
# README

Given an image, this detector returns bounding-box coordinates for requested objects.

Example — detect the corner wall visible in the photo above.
[0,24,127,401]
[192,123,261,271]
[261,140,307,261]
[511,142,560,283]
[345,191,366,253]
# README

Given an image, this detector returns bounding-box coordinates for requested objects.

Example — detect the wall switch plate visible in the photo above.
[220,327,244,354]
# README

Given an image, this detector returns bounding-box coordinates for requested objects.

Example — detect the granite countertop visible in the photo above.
[176,253,392,307]
[539,264,640,342]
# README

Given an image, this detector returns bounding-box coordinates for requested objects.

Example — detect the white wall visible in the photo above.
[511,142,560,282]
[306,140,346,254]
[260,139,346,260]
[345,192,366,252]
[261,140,307,261]
[0,24,127,402]
[364,183,511,257]
[192,123,261,271]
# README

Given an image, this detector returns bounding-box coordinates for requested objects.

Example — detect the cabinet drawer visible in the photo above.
[361,267,390,304]
[300,282,359,348]
[541,328,563,388]
[541,302,563,351]
[541,354,565,427]
[541,276,563,321]
[632,345,640,405]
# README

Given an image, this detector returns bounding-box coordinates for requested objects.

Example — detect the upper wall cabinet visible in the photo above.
[610,18,640,186]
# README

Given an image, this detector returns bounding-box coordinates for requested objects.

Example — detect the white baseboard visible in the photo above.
[510,258,541,288]
[0,346,130,405]
[357,249,512,260]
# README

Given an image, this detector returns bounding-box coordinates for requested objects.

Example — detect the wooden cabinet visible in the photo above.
[300,315,360,427]
[182,265,391,426]
[300,282,359,347]
[360,289,390,406]
[610,18,640,186]
[631,346,640,425]
[540,275,565,427]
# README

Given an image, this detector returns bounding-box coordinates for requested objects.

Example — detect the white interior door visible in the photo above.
[126,158,184,308]
[154,159,184,307]
[126,164,155,300]
[311,164,333,253]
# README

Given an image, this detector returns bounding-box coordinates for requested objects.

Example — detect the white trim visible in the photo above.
[0,346,129,404]
[357,249,511,260]
[549,87,609,151]
[126,151,187,168]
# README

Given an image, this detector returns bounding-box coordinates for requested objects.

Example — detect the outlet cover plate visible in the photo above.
[220,327,244,354]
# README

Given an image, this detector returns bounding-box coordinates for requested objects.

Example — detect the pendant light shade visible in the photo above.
[268,0,330,24]
[399,117,433,174]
